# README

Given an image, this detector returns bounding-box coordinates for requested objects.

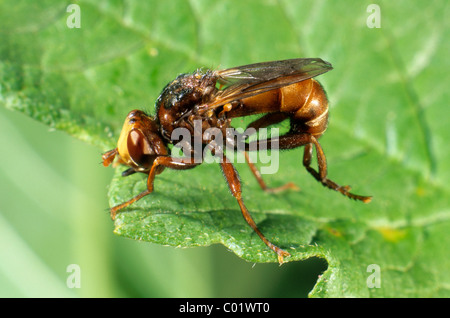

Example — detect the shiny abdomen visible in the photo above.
[230,79,329,137]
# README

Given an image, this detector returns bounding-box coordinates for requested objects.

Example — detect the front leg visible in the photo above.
[110,156,200,220]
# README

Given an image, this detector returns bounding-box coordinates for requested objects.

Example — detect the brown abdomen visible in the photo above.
[230,79,329,137]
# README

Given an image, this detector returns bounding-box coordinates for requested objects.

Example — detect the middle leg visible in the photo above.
[241,112,298,193]
[243,151,299,193]
[220,153,290,264]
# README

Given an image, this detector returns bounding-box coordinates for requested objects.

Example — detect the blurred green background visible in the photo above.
[0,0,448,297]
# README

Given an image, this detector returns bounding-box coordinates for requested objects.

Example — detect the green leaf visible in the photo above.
[1,0,449,297]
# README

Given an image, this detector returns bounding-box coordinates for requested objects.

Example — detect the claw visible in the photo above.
[276,248,291,265]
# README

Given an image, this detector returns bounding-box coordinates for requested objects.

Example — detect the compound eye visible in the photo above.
[127,129,154,167]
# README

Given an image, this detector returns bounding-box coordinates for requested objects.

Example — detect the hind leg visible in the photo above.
[247,132,372,203]
[301,137,371,202]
